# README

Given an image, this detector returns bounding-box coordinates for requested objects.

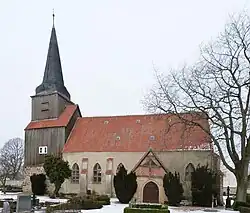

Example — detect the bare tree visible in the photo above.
[144,13,250,202]
[0,138,24,179]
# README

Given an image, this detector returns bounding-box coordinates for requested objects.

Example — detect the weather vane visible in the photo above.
[52,9,55,27]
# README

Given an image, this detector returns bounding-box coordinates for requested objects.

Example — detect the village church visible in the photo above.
[23,17,222,204]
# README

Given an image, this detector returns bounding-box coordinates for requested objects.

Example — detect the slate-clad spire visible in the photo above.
[36,13,70,100]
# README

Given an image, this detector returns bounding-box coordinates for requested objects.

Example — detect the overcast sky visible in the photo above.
[0,0,249,145]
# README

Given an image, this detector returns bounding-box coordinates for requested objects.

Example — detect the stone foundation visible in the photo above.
[22,166,54,194]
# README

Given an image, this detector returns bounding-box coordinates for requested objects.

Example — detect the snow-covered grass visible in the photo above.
[0,193,239,213]
[223,196,235,206]
[0,191,67,203]
[81,199,239,213]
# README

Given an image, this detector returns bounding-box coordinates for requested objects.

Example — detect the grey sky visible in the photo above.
[0,0,249,145]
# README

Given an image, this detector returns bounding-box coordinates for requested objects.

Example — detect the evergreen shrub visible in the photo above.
[191,164,217,207]
[163,172,183,206]
[113,165,137,203]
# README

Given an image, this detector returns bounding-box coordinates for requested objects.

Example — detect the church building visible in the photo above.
[23,17,222,203]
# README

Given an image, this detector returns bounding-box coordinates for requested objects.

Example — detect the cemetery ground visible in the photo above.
[0,192,239,213]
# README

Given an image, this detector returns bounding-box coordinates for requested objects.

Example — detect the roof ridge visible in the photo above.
[75,111,207,119]
[78,114,169,119]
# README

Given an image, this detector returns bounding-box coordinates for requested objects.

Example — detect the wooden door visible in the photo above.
[143,181,159,203]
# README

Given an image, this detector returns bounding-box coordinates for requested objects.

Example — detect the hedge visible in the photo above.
[240,206,250,213]
[247,194,250,203]
[46,194,110,213]
[130,204,168,210]
[124,207,170,213]
[95,194,110,205]
[46,200,103,213]
[233,201,250,211]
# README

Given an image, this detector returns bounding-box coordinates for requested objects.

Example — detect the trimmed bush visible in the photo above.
[96,194,110,205]
[114,165,137,204]
[130,203,168,209]
[247,194,250,203]
[69,194,110,205]
[30,173,46,195]
[46,194,110,213]
[191,164,217,207]
[46,198,103,213]
[124,207,169,213]
[4,185,22,193]
[233,201,250,211]
[163,172,183,206]
[240,206,250,213]
[58,193,77,199]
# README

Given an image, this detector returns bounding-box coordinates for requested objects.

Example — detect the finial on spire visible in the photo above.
[52,9,55,27]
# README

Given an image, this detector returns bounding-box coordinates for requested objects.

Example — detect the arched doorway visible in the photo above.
[143,181,159,203]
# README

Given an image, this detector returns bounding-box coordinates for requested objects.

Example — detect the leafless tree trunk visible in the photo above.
[144,13,250,202]
[0,165,11,194]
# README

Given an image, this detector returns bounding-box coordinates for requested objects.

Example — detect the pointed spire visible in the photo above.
[36,13,70,100]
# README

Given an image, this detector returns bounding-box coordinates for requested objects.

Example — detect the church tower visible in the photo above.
[24,14,81,169]
[31,14,72,121]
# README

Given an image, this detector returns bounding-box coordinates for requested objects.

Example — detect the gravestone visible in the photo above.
[2,201,10,213]
[225,186,231,209]
[16,194,32,213]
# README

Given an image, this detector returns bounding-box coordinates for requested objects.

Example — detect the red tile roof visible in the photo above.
[63,113,212,153]
[25,105,78,130]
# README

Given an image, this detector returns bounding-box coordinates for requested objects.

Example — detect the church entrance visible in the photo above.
[143,181,159,203]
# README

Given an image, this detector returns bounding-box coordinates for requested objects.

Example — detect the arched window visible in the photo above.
[185,163,195,181]
[116,163,124,174]
[71,163,80,184]
[93,163,102,183]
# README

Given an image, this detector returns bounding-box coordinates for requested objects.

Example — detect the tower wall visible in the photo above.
[24,127,66,166]
[22,166,55,194]
[31,92,71,121]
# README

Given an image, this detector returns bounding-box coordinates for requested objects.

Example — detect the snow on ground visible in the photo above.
[223,196,235,206]
[81,199,239,213]
[35,195,67,203]
[0,193,240,213]
[0,191,67,203]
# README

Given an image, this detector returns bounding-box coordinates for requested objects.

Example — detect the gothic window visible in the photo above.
[116,163,124,174]
[71,163,80,184]
[93,163,102,183]
[185,163,195,181]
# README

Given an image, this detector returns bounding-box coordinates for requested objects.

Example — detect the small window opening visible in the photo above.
[38,146,48,155]
[41,102,49,112]
[149,135,155,141]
